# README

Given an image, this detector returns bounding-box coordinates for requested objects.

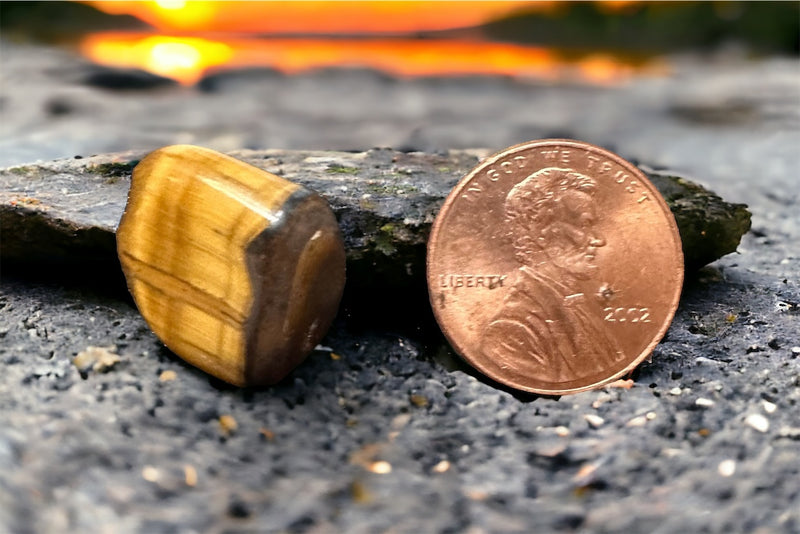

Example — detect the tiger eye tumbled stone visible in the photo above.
[117,145,346,386]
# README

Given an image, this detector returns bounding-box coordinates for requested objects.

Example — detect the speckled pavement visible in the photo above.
[1,42,799,533]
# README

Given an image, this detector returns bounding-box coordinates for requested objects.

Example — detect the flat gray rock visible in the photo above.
[0,148,750,279]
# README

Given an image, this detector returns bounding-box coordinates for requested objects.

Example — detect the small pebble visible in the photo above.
[762,400,777,414]
[584,414,605,428]
[219,414,238,435]
[669,387,683,396]
[73,345,120,373]
[535,442,568,458]
[159,370,177,382]
[465,489,489,501]
[369,461,392,474]
[554,426,570,437]
[142,466,160,482]
[791,346,800,355]
[718,459,736,477]
[184,465,198,487]
[626,415,648,427]
[591,392,613,409]
[573,463,598,482]
[695,398,715,408]
[608,378,634,389]
[745,413,770,433]
[432,460,451,474]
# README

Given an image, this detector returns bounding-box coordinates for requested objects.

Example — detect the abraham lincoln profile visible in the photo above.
[482,167,624,383]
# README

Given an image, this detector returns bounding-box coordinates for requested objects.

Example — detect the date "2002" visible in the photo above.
[603,307,652,323]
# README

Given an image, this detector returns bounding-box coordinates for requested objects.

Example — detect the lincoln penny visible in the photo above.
[427,139,683,395]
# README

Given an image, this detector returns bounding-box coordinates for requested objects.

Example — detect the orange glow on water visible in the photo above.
[82,34,232,84]
[79,1,663,86]
[87,1,540,34]
[81,32,666,86]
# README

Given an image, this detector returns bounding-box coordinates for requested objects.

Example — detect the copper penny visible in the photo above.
[427,139,684,395]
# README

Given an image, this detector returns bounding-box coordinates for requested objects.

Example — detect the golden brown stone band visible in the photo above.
[117,145,346,386]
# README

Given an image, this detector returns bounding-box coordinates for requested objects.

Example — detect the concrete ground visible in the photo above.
[1,42,799,533]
